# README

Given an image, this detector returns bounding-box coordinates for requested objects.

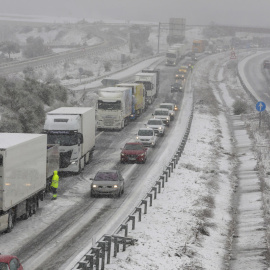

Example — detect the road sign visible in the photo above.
[256,101,266,112]
[230,49,237,59]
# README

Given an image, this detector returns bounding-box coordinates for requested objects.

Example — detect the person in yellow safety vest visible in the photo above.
[51,171,59,200]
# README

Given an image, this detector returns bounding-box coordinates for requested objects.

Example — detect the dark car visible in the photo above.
[0,255,23,270]
[120,142,147,164]
[171,82,183,93]
[90,170,124,197]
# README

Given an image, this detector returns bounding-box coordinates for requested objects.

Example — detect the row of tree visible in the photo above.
[0,77,68,133]
[0,37,53,60]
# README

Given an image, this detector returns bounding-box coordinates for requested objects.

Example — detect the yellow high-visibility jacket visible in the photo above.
[51,171,59,188]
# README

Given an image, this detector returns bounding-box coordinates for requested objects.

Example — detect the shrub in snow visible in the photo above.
[22,37,52,58]
[139,45,154,57]
[23,66,36,79]
[104,61,112,72]
[232,100,247,115]
[0,116,22,133]
[62,75,73,80]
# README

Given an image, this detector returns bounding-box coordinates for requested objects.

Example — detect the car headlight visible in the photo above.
[136,136,139,140]
[113,185,118,188]
[170,113,174,116]
[92,184,97,188]
[159,127,162,130]
[139,153,145,157]
[121,153,125,156]
[167,117,170,120]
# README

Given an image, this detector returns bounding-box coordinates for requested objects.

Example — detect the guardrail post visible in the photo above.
[180,141,185,150]
[92,247,101,270]
[85,254,94,270]
[78,262,87,270]
[170,162,174,172]
[121,224,128,237]
[159,175,165,187]
[156,181,161,193]
[103,235,111,264]
[166,166,171,177]
[122,237,127,252]
[147,193,153,206]
[172,157,176,167]
[129,215,136,230]
[141,199,147,214]
[113,236,118,257]
[135,207,142,222]
[151,186,157,199]
[98,241,106,270]
[163,170,169,182]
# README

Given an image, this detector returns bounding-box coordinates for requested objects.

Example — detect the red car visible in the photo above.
[120,142,147,164]
[0,254,23,270]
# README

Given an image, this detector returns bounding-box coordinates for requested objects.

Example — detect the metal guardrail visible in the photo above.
[66,52,165,90]
[73,106,194,270]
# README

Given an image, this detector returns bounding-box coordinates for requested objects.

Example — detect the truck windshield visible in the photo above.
[166,53,176,58]
[135,81,152,91]
[47,134,78,146]
[98,100,121,110]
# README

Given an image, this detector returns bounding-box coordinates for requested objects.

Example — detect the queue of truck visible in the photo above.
[0,68,160,233]
[0,106,96,234]
[96,69,160,130]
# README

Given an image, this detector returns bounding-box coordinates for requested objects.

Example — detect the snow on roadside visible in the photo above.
[105,56,234,270]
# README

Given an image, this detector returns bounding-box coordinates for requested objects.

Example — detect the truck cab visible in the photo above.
[135,73,157,105]
[43,107,95,173]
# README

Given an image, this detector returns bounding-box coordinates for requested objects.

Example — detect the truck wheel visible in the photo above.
[85,153,90,165]
[124,117,129,126]
[77,162,82,174]
[23,202,32,219]
[7,211,14,233]
[32,198,38,215]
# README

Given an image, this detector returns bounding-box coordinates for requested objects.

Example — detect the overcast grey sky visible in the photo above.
[0,0,269,27]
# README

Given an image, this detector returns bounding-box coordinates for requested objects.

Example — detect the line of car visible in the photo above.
[121,102,178,163]
[90,102,179,198]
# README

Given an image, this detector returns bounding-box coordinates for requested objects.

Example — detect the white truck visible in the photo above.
[166,48,179,66]
[166,44,186,66]
[96,87,133,130]
[141,69,160,97]
[0,133,48,233]
[135,72,157,105]
[171,43,186,60]
[43,107,95,173]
